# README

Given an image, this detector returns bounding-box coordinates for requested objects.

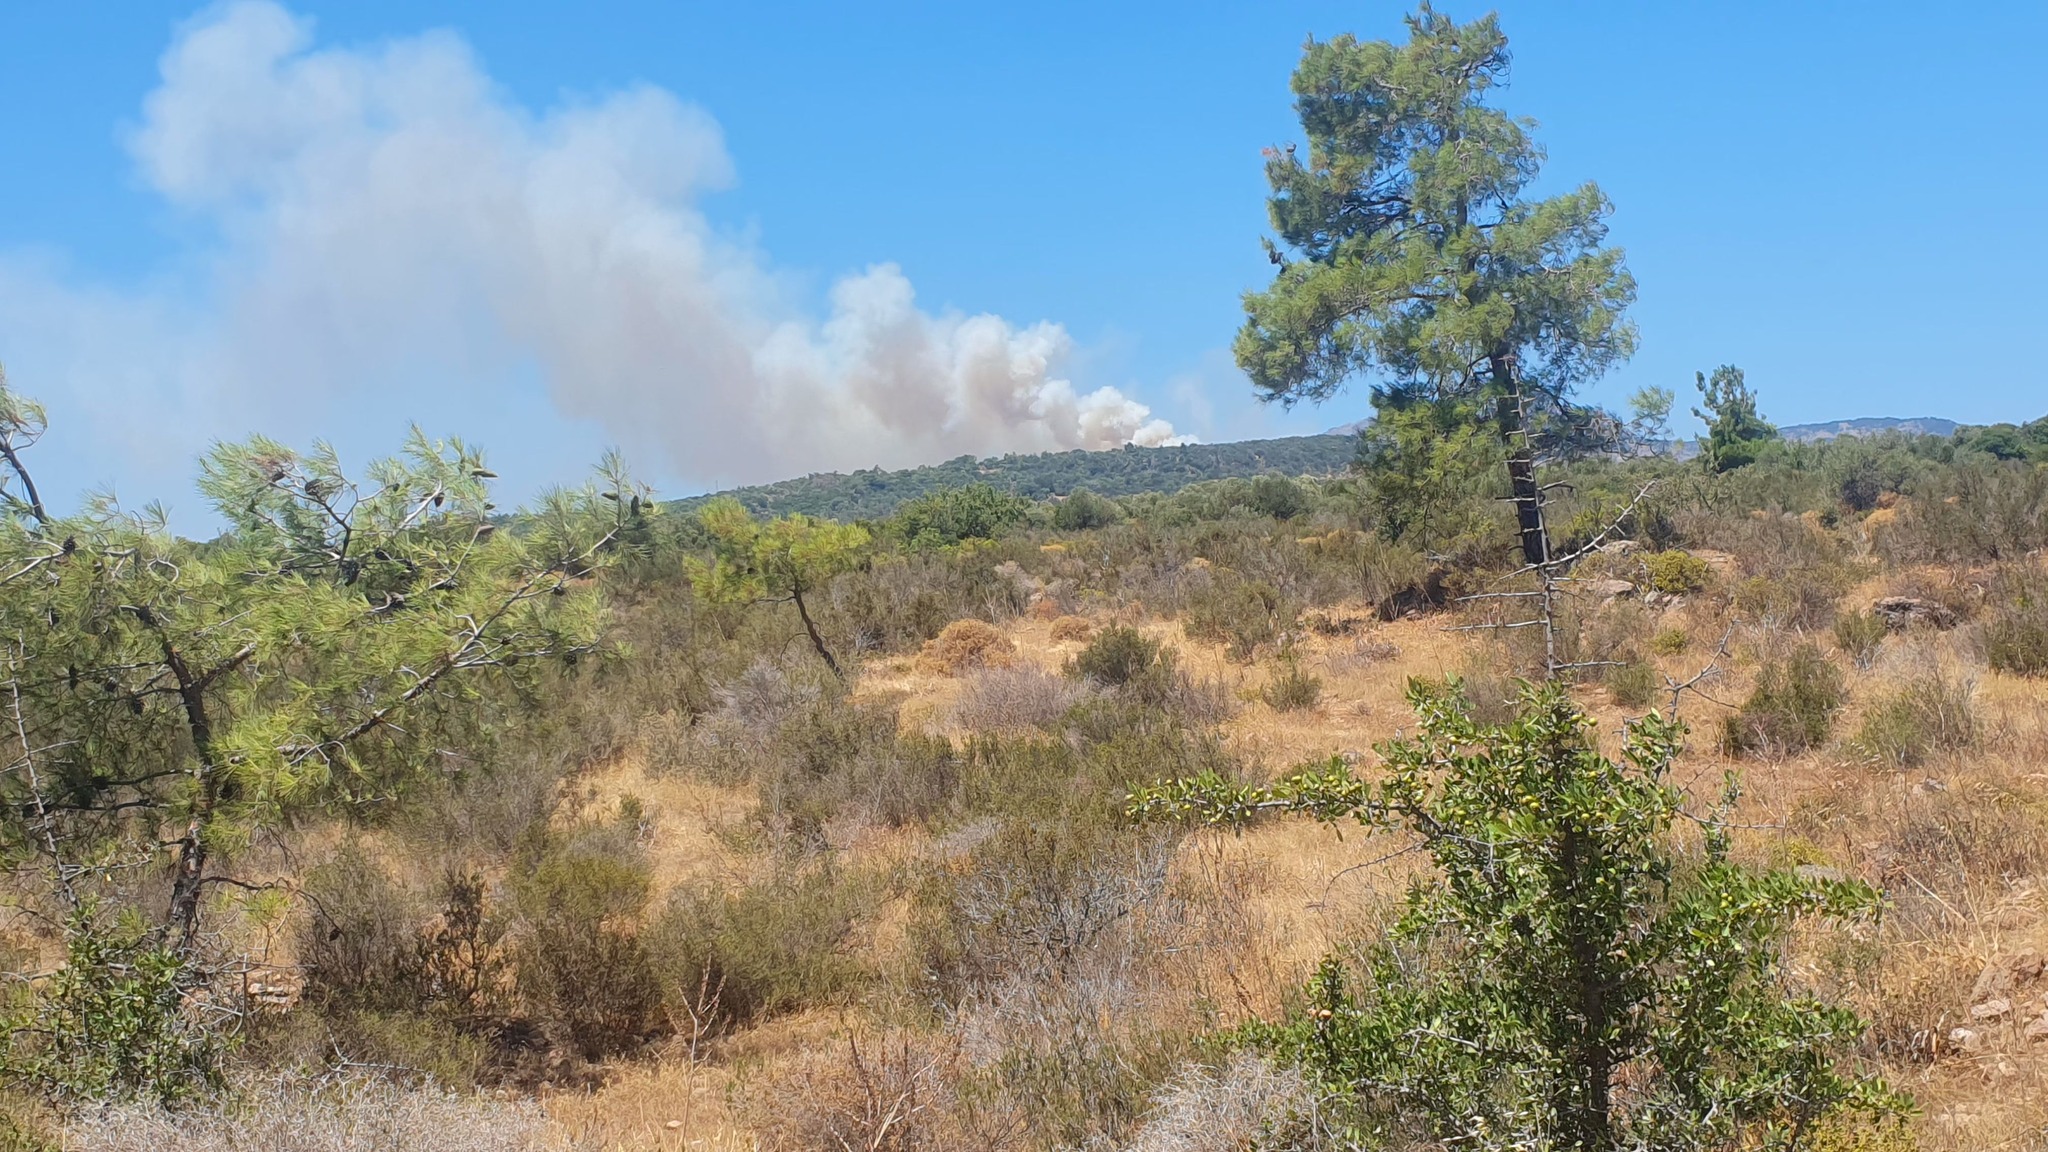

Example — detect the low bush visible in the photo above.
[1982,566,2048,676]
[650,867,876,1027]
[947,665,1094,733]
[1258,654,1323,712]
[1182,576,1292,662]
[513,840,662,1062]
[918,619,1016,675]
[1642,549,1712,594]
[1068,626,1163,687]
[1604,661,1659,709]
[1855,673,1978,768]
[1832,610,1889,669]
[1723,643,1848,756]
[1049,614,1095,643]
[298,845,423,1014]
[1649,628,1689,656]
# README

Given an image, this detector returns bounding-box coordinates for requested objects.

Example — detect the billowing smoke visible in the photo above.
[0,1,1184,504]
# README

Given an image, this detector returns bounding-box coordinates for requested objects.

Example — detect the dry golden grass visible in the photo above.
[274,592,2048,1152]
[544,1059,754,1151]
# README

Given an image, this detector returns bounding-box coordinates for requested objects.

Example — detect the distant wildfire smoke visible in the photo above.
[0,1,1184,503]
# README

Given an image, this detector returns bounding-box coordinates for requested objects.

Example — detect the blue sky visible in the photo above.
[1,1,2042,516]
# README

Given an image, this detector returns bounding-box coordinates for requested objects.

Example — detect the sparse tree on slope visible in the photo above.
[688,497,870,679]
[1237,4,1636,567]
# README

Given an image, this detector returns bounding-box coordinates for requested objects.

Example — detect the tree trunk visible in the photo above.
[1490,351,1550,569]
[790,582,842,681]
[157,633,221,952]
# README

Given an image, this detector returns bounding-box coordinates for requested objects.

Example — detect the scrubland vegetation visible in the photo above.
[9,6,2048,1151]
[5,377,2047,1149]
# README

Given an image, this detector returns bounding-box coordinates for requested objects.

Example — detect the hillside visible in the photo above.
[1780,415,1959,441]
[666,434,1358,520]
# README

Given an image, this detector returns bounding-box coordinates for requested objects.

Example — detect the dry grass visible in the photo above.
[543,1059,753,1152]
[68,1080,570,1152]
[70,579,2048,1152]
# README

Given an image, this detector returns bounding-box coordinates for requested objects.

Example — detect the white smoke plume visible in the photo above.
[0,1,1184,504]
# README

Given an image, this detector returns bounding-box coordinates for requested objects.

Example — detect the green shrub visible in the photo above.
[1068,625,1163,687]
[514,842,662,1061]
[1,912,223,1104]
[1649,628,1689,656]
[1642,550,1712,594]
[298,844,422,1013]
[1259,653,1324,712]
[1983,568,2048,676]
[1053,489,1121,531]
[1249,474,1311,520]
[1855,674,1978,768]
[1832,610,1889,670]
[1183,577,1292,662]
[1724,644,1848,756]
[650,867,875,1027]
[1604,661,1659,709]
[890,483,1031,549]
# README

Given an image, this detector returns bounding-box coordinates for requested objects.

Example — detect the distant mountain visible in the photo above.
[667,435,1358,522]
[1776,416,1958,442]
[1332,414,1961,444]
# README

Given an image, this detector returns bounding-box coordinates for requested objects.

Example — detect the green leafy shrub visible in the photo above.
[1052,489,1121,531]
[1855,673,1978,768]
[1833,610,1889,670]
[513,842,662,1062]
[1604,661,1659,708]
[1983,566,2048,676]
[1641,549,1712,594]
[890,483,1031,549]
[1068,626,1163,687]
[1724,644,1848,756]
[1649,628,1689,656]
[1133,681,1906,1149]
[1,913,223,1104]
[1258,653,1323,712]
[650,868,875,1028]
[1182,576,1291,661]
[1249,474,1311,520]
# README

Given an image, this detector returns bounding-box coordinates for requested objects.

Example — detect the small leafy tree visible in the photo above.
[1693,364,1778,473]
[1133,679,1905,1151]
[688,498,870,679]
[890,483,1031,549]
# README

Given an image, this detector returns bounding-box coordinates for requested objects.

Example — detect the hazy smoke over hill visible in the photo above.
[0,1,1182,498]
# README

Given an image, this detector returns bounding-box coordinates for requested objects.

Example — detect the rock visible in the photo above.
[1597,540,1640,556]
[1969,997,2013,1021]
[1794,864,1848,884]
[1973,951,2046,1001]
[1948,1026,1981,1050]
[1871,596,1958,631]
[1584,578,1636,602]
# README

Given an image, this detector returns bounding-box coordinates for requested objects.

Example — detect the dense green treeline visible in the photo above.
[663,434,1359,521]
